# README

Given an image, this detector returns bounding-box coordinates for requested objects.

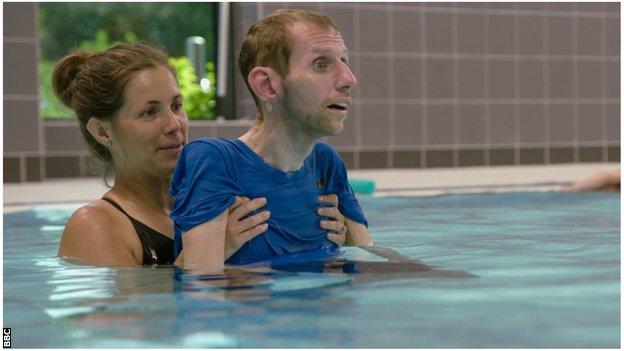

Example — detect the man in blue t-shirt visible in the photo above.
[170,9,373,270]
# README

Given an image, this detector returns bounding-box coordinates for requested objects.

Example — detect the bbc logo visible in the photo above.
[3,328,10,348]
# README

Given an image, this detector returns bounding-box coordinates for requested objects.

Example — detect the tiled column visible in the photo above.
[4,2,42,182]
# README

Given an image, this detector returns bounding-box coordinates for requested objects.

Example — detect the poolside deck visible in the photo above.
[3,163,619,212]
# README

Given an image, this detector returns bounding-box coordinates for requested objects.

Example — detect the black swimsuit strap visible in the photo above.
[101,197,133,217]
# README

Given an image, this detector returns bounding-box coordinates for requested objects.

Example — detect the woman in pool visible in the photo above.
[54,42,348,267]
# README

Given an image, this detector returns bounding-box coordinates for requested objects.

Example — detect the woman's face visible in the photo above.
[109,65,189,179]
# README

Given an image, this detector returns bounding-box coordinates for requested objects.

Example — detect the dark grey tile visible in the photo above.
[25,156,42,182]
[549,147,575,164]
[607,146,620,162]
[577,18,603,55]
[4,157,21,183]
[606,18,620,56]
[485,3,515,10]
[426,106,455,145]
[517,3,545,11]
[425,12,453,53]
[576,3,607,12]
[395,105,424,146]
[579,147,604,162]
[605,3,620,13]
[424,3,455,9]
[519,105,546,144]
[4,42,38,95]
[45,156,81,178]
[458,149,485,167]
[337,150,355,169]
[327,111,356,147]
[44,126,85,152]
[519,148,545,164]
[359,9,388,52]
[549,61,573,98]
[606,104,620,142]
[325,8,355,50]
[489,60,515,99]
[519,15,544,55]
[3,3,36,38]
[359,150,388,169]
[489,148,516,165]
[607,62,619,99]
[577,105,603,142]
[4,100,40,152]
[549,104,575,143]
[457,13,485,54]
[458,105,485,144]
[426,149,454,168]
[577,61,603,98]
[361,104,390,147]
[488,105,517,145]
[427,59,454,98]
[188,125,215,142]
[458,59,485,99]
[392,150,421,168]
[393,58,422,99]
[546,3,574,11]
[519,60,544,98]
[394,11,421,53]
[488,15,515,55]
[548,17,574,55]
[213,125,250,139]
[459,3,487,10]
[358,57,389,98]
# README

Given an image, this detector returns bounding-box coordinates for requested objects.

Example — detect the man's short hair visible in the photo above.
[238,9,339,120]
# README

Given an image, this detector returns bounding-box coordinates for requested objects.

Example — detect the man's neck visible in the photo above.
[239,117,318,173]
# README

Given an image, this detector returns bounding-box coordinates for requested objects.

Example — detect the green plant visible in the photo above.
[40,35,216,120]
[168,56,216,119]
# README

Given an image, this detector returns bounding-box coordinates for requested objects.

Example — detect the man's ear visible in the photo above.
[86,117,113,146]
[247,67,282,103]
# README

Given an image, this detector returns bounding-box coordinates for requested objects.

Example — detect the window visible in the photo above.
[37,3,218,120]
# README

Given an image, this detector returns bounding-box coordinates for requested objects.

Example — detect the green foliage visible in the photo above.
[37,3,217,120]
[39,59,73,119]
[168,57,216,119]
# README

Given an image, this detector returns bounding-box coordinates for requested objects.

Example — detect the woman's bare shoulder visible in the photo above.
[59,200,140,266]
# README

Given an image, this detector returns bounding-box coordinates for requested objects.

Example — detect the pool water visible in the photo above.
[3,192,620,347]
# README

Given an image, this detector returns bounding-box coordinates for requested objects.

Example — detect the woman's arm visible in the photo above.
[59,205,140,266]
[344,218,373,246]
[181,210,228,271]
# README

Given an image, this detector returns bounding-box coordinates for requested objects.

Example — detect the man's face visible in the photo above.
[278,21,357,139]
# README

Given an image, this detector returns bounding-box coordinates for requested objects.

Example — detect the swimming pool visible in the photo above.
[3,191,619,347]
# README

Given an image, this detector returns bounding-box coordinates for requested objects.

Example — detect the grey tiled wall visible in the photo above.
[3,2,621,182]
[234,2,620,168]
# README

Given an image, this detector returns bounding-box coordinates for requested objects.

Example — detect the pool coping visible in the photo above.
[3,163,619,212]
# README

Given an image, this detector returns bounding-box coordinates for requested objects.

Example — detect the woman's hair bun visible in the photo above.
[52,51,93,107]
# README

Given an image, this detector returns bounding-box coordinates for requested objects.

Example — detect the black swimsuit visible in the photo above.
[102,197,174,266]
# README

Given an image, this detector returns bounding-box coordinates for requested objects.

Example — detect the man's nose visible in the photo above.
[337,62,358,92]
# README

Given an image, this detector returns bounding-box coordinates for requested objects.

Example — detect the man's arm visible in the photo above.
[344,217,373,246]
[181,210,228,271]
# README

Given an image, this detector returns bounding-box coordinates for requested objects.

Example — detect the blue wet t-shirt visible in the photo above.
[169,138,368,265]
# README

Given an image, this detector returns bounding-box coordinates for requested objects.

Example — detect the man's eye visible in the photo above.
[314,61,328,70]
[172,101,183,112]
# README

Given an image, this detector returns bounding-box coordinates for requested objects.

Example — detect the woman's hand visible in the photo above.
[225,196,270,260]
[317,194,347,246]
